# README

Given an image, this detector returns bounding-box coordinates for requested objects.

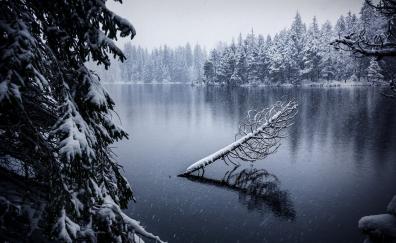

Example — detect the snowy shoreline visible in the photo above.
[103,80,387,88]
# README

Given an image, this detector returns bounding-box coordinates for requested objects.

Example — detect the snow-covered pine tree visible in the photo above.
[203,61,215,83]
[288,12,306,83]
[268,32,287,83]
[233,45,248,85]
[143,57,155,82]
[256,35,272,83]
[120,43,135,82]
[0,0,163,242]
[200,1,394,86]
[319,21,336,81]
[246,34,263,83]
[208,49,221,83]
[193,44,206,82]
[301,16,322,82]
[332,0,395,93]
[367,58,385,83]
[216,47,236,84]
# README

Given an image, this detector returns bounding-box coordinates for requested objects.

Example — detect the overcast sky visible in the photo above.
[108,0,364,50]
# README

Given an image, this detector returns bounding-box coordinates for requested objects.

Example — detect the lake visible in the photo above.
[106,84,396,243]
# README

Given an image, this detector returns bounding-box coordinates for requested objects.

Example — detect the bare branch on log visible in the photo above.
[178,100,298,176]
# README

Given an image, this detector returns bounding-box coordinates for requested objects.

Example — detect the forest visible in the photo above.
[202,6,395,85]
[90,1,396,86]
[1,0,396,242]
[88,43,207,83]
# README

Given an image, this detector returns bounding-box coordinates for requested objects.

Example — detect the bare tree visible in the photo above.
[179,100,298,176]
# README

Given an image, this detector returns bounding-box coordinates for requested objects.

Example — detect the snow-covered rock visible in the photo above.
[359,214,396,238]
[388,196,396,216]
[359,195,396,242]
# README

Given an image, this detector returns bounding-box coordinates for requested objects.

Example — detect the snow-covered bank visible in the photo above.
[104,80,386,88]
[210,80,386,88]
[359,196,396,243]
[298,81,386,88]
[103,81,187,85]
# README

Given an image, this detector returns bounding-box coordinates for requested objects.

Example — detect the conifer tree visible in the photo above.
[367,58,385,83]
[0,0,163,241]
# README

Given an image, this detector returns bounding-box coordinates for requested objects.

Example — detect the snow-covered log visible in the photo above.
[388,196,396,216]
[179,100,298,176]
[359,214,396,238]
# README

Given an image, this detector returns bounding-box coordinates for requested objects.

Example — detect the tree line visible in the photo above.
[203,2,396,85]
[89,43,207,83]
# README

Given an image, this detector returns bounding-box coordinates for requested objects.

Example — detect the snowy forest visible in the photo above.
[203,10,395,85]
[1,0,396,242]
[89,43,207,83]
[91,1,396,86]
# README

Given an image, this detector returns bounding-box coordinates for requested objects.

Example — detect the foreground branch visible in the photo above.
[331,38,396,58]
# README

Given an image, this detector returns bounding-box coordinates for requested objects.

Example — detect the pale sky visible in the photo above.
[108,0,364,50]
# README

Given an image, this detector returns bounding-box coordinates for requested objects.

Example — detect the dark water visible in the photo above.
[106,84,396,243]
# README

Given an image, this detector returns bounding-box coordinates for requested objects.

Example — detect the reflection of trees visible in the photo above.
[110,85,396,168]
[182,166,296,220]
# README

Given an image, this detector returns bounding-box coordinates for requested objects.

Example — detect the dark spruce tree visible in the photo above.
[0,0,163,242]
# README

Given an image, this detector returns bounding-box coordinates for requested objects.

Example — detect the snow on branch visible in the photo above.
[179,100,298,176]
[51,99,96,163]
[331,0,396,59]
[331,37,396,58]
[90,179,165,243]
[94,0,136,39]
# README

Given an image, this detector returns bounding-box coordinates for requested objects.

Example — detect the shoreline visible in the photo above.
[103,80,387,88]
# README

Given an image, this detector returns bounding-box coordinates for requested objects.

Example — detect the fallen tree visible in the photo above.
[179,100,298,176]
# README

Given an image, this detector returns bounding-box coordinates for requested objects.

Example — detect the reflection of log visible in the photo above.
[181,166,296,220]
[179,100,298,176]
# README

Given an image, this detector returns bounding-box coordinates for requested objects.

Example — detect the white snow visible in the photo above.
[52,100,96,162]
[85,76,108,108]
[388,195,396,216]
[70,192,83,217]
[0,80,9,102]
[359,214,396,238]
[98,194,166,243]
[359,195,396,240]
[95,30,124,58]
[53,208,92,243]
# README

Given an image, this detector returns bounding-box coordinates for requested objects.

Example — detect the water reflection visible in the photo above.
[106,84,396,243]
[181,166,296,220]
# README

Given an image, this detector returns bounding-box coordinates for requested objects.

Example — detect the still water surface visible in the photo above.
[106,84,396,243]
